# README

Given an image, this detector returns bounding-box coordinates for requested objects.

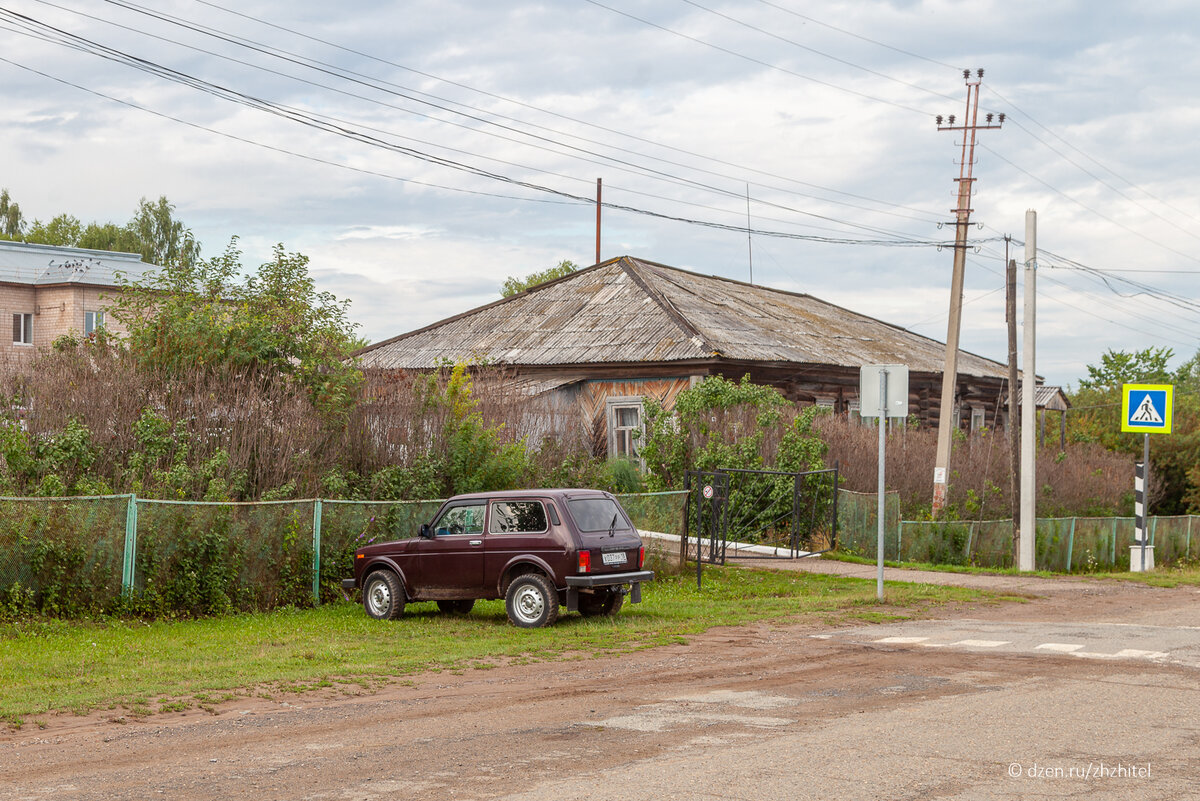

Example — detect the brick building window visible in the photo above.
[12,313,32,345]
[85,310,105,336]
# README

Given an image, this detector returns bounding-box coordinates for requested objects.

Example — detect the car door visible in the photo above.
[483,499,563,592]
[416,500,487,598]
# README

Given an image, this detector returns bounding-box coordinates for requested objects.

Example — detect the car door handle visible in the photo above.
[469,540,483,546]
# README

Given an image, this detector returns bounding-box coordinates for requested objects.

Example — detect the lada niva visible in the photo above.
[342,489,653,627]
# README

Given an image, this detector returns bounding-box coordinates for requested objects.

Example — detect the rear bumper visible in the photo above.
[564,570,654,589]
[564,570,654,610]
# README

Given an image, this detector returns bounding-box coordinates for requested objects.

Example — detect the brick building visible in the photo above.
[0,241,157,359]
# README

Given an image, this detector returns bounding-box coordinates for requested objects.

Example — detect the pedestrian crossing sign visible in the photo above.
[1121,384,1173,434]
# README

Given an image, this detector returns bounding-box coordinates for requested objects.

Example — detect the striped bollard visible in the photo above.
[1132,460,1154,572]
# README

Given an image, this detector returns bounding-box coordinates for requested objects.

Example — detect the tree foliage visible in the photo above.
[1068,346,1200,513]
[639,375,827,491]
[0,188,26,239]
[1,191,200,267]
[500,259,578,297]
[109,238,363,417]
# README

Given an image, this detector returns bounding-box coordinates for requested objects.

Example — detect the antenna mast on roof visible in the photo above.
[931,68,1003,518]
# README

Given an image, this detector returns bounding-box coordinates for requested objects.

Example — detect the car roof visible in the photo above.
[447,488,612,502]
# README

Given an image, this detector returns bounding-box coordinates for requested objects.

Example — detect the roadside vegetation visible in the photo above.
[0,565,993,729]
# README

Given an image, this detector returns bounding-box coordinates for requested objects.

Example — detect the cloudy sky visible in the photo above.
[1,0,1198,386]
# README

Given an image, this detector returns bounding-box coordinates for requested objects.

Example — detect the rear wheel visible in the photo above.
[362,570,404,620]
[579,589,625,618]
[505,574,559,628]
[436,599,475,615]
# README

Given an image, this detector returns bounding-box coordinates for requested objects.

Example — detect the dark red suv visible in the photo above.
[342,489,653,627]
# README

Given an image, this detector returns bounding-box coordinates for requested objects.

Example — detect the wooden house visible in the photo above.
[357,256,1017,458]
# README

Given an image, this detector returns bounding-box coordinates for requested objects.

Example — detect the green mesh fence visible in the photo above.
[131,500,317,615]
[0,496,129,616]
[835,489,901,559]
[319,499,443,603]
[615,491,688,536]
[0,490,693,618]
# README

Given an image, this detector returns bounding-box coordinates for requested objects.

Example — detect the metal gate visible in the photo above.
[686,466,839,566]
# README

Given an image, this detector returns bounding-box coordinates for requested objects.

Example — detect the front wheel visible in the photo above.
[579,589,625,618]
[505,574,559,628]
[362,570,405,620]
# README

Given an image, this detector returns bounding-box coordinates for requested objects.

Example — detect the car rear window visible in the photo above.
[489,500,548,533]
[567,498,631,532]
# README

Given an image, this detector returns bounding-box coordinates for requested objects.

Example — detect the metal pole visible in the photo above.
[1141,433,1149,571]
[312,498,323,605]
[878,368,888,601]
[1019,209,1037,571]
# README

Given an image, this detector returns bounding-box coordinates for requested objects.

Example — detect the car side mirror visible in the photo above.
[419,523,433,539]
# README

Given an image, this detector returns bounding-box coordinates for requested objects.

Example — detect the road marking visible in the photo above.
[952,639,1010,648]
[1035,643,1085,653]
[1111,648,1169,660]
[875,636,930,644]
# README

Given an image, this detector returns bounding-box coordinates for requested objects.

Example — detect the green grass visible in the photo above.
[0,566,991,728]
[825,551,1058,578]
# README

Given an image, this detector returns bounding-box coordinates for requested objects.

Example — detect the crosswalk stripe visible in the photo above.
[952,639,1010,648]
[1035,643,1084,653]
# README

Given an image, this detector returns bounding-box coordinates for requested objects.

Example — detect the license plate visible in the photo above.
[602,551,627,566]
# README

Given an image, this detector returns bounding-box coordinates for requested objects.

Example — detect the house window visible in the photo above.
[970,406,986,433]
[85,310,105,336]
[606,397,644,461]
[12,313,32,345]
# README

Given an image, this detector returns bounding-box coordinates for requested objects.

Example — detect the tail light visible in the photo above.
[578,549,592,573]
[638,546,645,569]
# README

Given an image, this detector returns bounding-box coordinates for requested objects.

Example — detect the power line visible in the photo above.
[579,0,933,116]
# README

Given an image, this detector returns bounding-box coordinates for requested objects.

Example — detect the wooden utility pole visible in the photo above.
[595,178,602,265]
[931,69,1003,517]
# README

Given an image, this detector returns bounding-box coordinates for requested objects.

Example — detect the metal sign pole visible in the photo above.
[1141,433,1149,572]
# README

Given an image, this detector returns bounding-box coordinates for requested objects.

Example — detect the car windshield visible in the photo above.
[567,498,631,532]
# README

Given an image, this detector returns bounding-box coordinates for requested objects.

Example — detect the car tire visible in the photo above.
[578,589,624,618]
[436,599,475,615]
[505,573,559,628]
[362,570,405,620]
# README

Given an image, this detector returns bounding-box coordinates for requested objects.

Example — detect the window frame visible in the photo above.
[84,310,105,336]
[12,313,32,346]
[488,500,549,535]
[605,396,645,463]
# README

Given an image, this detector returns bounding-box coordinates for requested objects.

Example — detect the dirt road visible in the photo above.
[2,569,1198,800]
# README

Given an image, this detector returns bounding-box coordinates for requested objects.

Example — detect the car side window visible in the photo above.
[489,501,548,534]
[433,503,486,536]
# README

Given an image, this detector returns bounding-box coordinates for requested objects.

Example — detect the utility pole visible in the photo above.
[1006,247,1020,562]
[931,69,1004,517]
[595,178,602,265]
[1019,209,1037,571]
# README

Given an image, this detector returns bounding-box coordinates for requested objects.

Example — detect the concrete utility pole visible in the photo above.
[1019,210,1037,571]
[931,69,1004,517]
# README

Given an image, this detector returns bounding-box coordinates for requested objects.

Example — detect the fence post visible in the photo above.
[122,493,138,595]
[312,498,323,606]
[1188,516,1193,560]
[1066,517,1077,573]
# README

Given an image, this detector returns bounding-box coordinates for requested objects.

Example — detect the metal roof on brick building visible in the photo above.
[0,240,157,287]
[357,256,1009,378]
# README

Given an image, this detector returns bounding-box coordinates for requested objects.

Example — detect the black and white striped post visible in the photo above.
[1134,442,1149,572]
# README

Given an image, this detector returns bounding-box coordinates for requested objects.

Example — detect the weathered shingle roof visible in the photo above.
[358,256,1008,378]
[0,240,156,287]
